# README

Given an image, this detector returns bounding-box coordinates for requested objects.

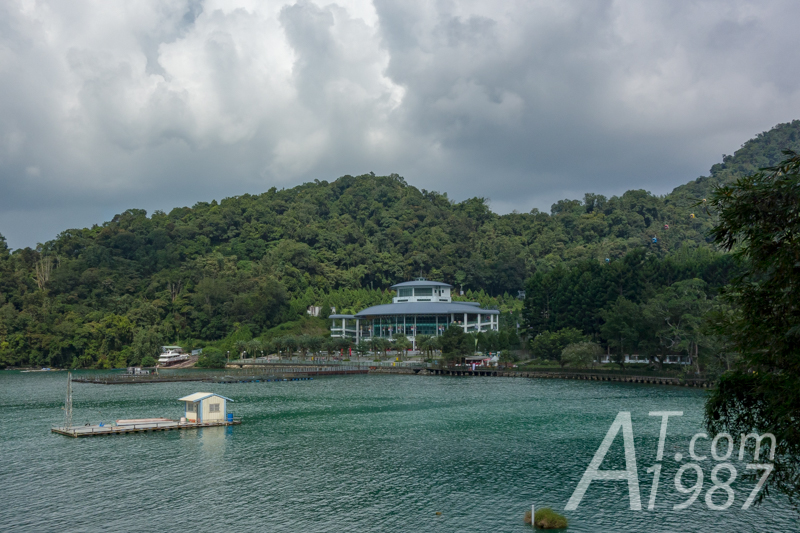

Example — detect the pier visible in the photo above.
[370,366,714,388]
[224,361,370,374]
[51,418,241,438]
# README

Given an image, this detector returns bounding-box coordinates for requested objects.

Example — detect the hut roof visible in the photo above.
[178,392,234,403]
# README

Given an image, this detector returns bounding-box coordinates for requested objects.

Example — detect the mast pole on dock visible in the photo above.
[64,372,73,429]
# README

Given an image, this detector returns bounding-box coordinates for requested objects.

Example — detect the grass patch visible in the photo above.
[532,508,568,529]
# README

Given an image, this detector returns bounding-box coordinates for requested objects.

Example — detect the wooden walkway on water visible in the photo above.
[370,367,714,388]
[51,419,242,438]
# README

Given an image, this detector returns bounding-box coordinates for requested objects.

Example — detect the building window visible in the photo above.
[398,288,412,297]
[209,403,220,413]
[187,402,197,413]
[416,315,437,336]
[414,288,432,296]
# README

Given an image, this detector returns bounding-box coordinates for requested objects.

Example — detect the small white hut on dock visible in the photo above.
[51,376,241,438]
[179,392,233,423]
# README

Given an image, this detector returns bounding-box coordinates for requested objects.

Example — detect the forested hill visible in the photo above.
[1,120,799,368]
[669,119,800,202]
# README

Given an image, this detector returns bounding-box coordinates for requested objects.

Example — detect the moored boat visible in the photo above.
[157,346,189,366]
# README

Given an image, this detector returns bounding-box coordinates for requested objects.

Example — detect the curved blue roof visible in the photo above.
[355,302,499,317]
[390,280,452,289]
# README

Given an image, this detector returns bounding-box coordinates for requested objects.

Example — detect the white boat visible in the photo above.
[157,346,188,366]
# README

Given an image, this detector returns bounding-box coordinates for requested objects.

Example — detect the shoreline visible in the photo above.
[3,364,713,388]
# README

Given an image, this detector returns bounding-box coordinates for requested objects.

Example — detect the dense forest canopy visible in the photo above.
[1,120,799,368]
[703,149,800,504]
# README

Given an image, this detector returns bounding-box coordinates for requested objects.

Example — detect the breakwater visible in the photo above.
[72,366,367,385]
[370,366,713,388]
[71,362,710,388]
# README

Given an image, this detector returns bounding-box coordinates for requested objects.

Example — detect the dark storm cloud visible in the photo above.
[0,0,799,248]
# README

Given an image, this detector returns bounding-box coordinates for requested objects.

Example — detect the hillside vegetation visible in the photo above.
[1,120,799,368]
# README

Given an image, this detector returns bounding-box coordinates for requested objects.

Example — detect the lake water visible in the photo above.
[1,371,796,532]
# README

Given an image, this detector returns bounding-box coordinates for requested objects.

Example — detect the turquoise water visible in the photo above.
[1,371,796,532]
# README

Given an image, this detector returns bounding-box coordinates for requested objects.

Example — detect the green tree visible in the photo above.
[324,336,346,360]
[235,340,249,359]
[196,347,227,368]
[530,328,586,367]
[561,341,602,369]
[297,334,312,358]
[600,297,644,369]
[307,335,323,359]
[423,335,440,358]
[439,325,469,361]
[131,328,163,366]
[415,334,433,357]
[372,337,389,359]
[281,335,297,359]
[320,303,332,319]
[642,279,712,374]
[705,150,800,503]
[355,340,371,358]
[392,332,410,360]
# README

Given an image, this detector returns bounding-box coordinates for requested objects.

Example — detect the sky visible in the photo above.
[1,0,799,249]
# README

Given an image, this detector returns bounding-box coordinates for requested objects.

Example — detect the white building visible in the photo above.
[330,279,500,344]
[597,354,690,365]
[179,392,233,423]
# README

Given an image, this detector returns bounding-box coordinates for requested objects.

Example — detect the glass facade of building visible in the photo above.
[330,279,499,342]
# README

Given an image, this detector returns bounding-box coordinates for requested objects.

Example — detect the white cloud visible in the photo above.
[0,0,799,247]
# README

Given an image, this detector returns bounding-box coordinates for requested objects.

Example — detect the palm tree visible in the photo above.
[307,336,323,361]
[324,337,338,361]
[426,336,441,358]
[297,334,312,360]
[392,332,410,361]
[282,335,297,360]
[415,334,433,357]
[246,339,261,359]
[355,340,371,359]
[235,340,248,360]
[261,339,276,358]
[338,337,354,359]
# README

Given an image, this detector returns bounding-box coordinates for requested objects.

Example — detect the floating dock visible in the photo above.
[51,418,241,438]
